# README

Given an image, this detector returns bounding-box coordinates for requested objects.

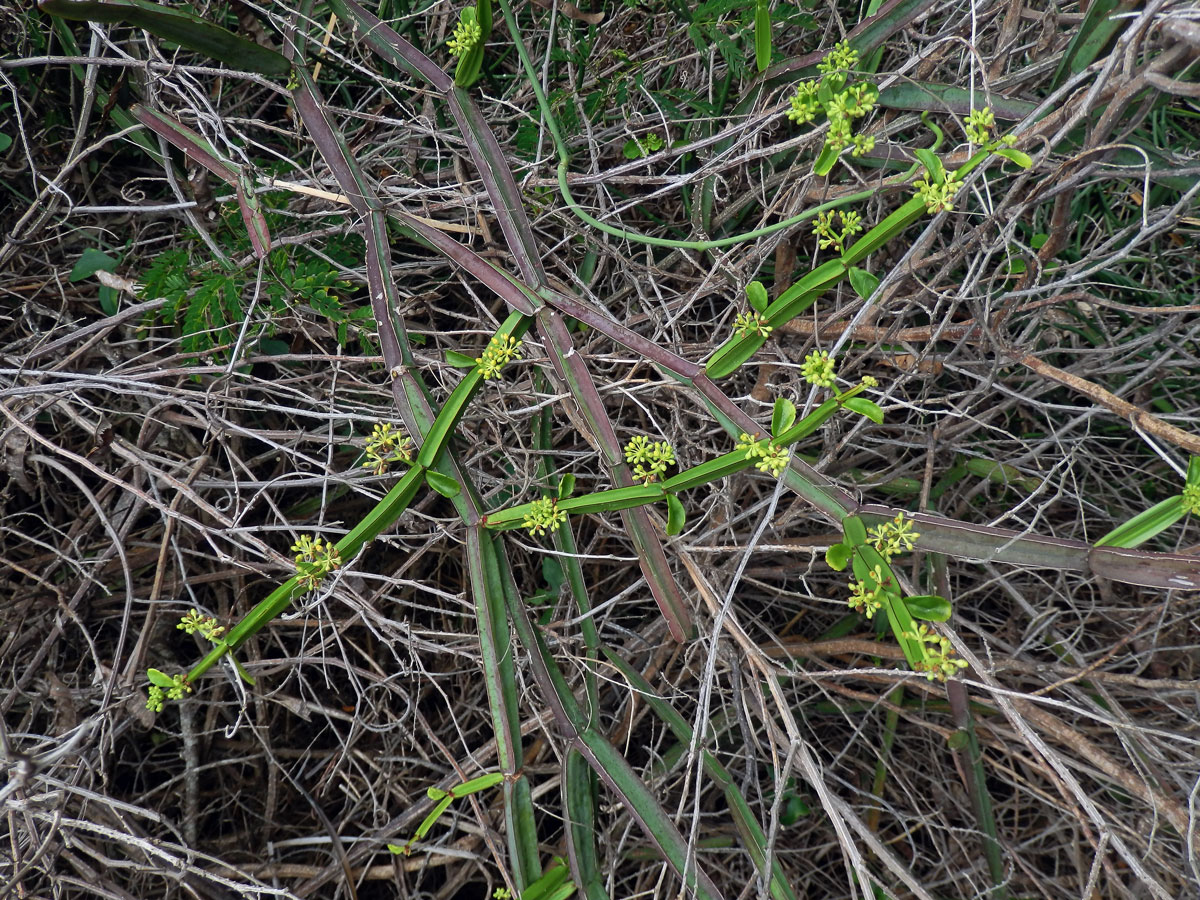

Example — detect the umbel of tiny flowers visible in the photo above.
[292,534,342,592]
[816,39,859,75]
[801,349,837,388]
[363,422,414,476]
[447,10,482,57]
[964,106,995,144]
[787,41,878,168]
[906,624,969,682]
[624,435,676,484]
[146,670,192,713]
[734,310,772,339]
[913,173,965,214]
[178,609,225,643]
[868,513,920,559]
[523,497,566,537]
[811,209,863,254]
[477,334,523,380]
[847,566,887,619]
[736,433,790,478]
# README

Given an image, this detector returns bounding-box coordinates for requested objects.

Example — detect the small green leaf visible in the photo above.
[813,140,840,176]
[69,247,119,282]
[753,0,771,73]
[147,668,176,688]
[623,139,646,160]
[666,493,686,535]
[1187,456,1200,488]
[445,350,477,368]
[994,147,1032,169]
[781,794,810,825]
[842,396,883,423]
[842,515,868,546]
[413,794,455,840]
[773,397,839,446]
[817,77,835,107]
[40,0,292,75]
[846,266,879,302]
[771,397,797,438]
[946,730,969,750]
[427,787,448,801]
[913,148,944,183]
[99,285,119,315]
[557,473,575,500]
[1094,496,1186,548]
[704,332,769,379]
[452,772,504,796]
[902,594,952,622]
[424,469,461,498]
[745,280,769,314]
[825,542,852,571]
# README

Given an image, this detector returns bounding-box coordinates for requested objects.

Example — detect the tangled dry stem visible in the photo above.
[2,2,1200,899]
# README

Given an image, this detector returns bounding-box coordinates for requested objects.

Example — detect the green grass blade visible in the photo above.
[603,649,798,900]
[1094,496,1187,549]
[563,751,608,900]
[499,553,721,898]
[467,529,543,888]
[40,0,291,74]
[753,0,771,73]
[1050,0,1135,90]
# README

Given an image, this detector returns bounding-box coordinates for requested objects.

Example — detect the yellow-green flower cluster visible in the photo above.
[364,422,413,476]
[477,334,523,380]
[146,672,192,713]
[848,565,887,619]
[734,310,773,339]
[906,624,969,682]
[787,41,877,160]
[1182,483,1200,516]
[447,16,482,57]
[624,435,676,485]
[801,349,837,388]
[817,40,858,74]
[523,497,566,537]
[787,81,821,125]
[811,209,862,254]
[914,174,964,214]
[736,433,790,478]
[964,106,995,144]
[868,513,920,558]
[292,535,342,592]
[178,609,224,643]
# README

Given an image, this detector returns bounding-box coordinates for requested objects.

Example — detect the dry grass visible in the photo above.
[3,2,1200,899]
